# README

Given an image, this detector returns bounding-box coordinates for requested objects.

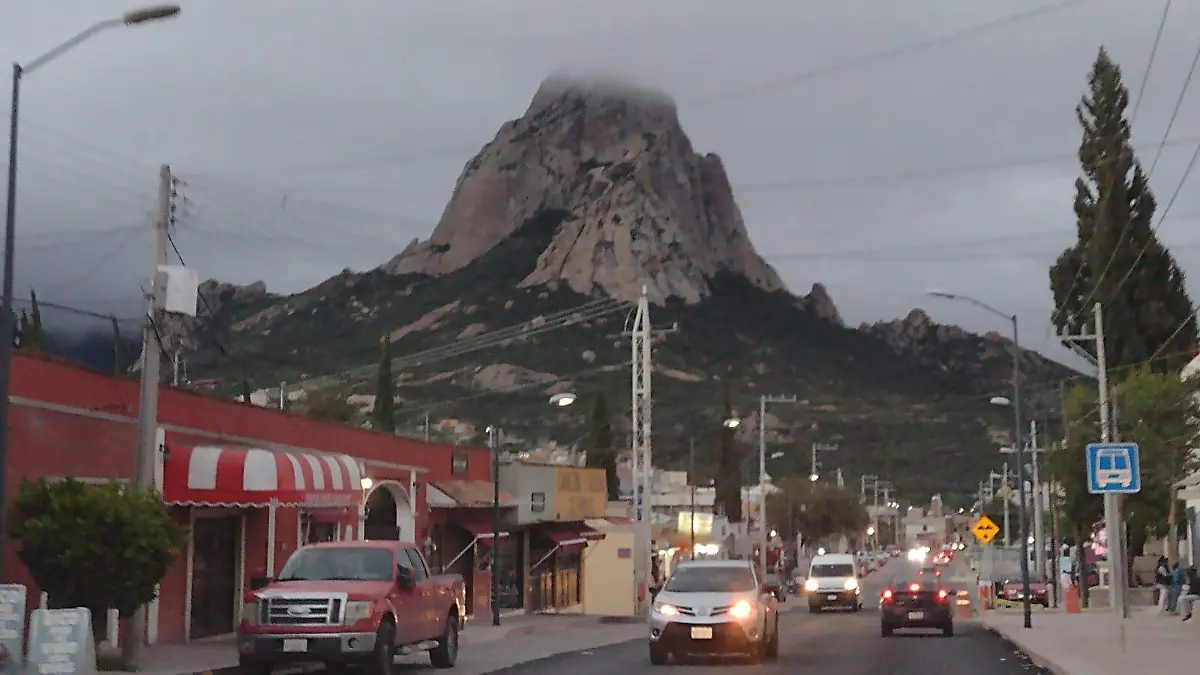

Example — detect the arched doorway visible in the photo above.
[364,481,415,542]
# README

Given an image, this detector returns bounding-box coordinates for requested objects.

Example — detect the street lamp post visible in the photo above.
[0,4,181,585]
[928,289,1032,629]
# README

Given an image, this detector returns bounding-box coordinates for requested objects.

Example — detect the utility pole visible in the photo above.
[1002,462,1011,547]
[630,285,652,615]
[489,425,501,626]
[125,164,172,667]
[689,438,696,559]
[1059,302,1125,633]
[1030,419,1045,579]
[810,442,837,482]
[759,394,796,571]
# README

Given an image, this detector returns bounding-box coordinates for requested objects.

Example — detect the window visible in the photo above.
[277,547,393,581]
[403,549,429,580]
[531,492,546,513]
[663,565,757,592]
[810,563,855,577]
[451,452,468,475]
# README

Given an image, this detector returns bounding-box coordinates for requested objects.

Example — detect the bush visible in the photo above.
[8,479,184,629]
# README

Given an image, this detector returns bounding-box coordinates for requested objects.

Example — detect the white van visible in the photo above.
[803,553,862,613]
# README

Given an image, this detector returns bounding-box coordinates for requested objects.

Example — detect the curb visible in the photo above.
[981,624,1067,675]
[478,638,642,675]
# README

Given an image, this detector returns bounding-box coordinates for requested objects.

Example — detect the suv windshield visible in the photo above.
[277,547,394,582]
[810,563,855,577]
[663,566,756,592]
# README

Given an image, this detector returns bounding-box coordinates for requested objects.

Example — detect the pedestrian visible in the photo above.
[1170,561,1184,613]
[1058,546,1073,601]
[1179,567,1199,621]
[1155,556,1171,612]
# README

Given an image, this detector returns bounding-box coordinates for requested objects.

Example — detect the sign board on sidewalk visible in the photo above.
[27,607,96,675]
[1086,442,1141,494]
[0,585,25,673]
[971,515,1000,544]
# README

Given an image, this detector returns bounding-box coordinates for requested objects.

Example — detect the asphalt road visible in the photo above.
[488,558,1049,675]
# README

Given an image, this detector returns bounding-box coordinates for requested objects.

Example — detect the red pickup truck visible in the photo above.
[237,540,466,674]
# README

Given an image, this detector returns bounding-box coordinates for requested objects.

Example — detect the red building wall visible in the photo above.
[3,352,494,644]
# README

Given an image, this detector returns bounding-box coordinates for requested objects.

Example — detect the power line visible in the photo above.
[682,0,1090,108]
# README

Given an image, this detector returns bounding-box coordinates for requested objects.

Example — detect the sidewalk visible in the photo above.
[982,606,1196,675]
[136,614,644,675]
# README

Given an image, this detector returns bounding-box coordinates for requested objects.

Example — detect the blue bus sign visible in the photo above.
[1085,442,1141,494]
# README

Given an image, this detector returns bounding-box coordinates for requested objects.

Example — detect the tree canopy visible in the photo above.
[764,477,869,545]
[714,382,742,522]
[297,387,360,425]
[1049,47,1197,372]
[582,392,620,500]
[9,479,184,627]
[372,335,396,433]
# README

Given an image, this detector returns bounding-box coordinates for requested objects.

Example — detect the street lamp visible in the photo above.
[360,477,373,491]
[549,391,577,407]
[0,4,181,581]
[723,416,741,429]
[927,288,1032,629]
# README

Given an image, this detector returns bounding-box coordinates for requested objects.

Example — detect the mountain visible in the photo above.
[176,75,1078,502]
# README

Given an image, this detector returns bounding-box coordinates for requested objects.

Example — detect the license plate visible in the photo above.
[827,594,838,601]
[690,626,713,640]
[907,612,924,620]
[282,638,308,653]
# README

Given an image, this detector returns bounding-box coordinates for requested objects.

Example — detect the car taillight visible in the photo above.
[936,589,949,602]
[909,583,920,592]
[881,589,893,603]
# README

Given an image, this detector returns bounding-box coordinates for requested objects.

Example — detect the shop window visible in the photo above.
[452,452,469,474]
[531,492,546,513]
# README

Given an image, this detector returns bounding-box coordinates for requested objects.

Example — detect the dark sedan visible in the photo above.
[879,573,954,637]
[996,580,1050,608]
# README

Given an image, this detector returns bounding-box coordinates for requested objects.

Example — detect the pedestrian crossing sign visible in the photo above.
[972,515,1000,544]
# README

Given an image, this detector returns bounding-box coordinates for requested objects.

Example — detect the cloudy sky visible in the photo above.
[2,0,1199,367]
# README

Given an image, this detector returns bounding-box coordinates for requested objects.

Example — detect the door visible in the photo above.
[394,547,428,642]
[190,515,239,639]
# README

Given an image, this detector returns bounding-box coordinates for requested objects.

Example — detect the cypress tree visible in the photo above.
[714,382,743,522]
[582,392,619,500]
[1050,47,1197,371]
[372,335,396,433]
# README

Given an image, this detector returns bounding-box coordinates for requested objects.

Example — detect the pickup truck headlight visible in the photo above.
[728,600,754,619]
[344,601,373,624]
[239,602,259,626]
[843,578,859,591]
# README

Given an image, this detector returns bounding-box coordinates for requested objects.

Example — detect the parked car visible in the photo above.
[237,540,466,675]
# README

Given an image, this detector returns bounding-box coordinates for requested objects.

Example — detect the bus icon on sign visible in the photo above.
[1086,442,1141,494]
[1095,447,1132,488]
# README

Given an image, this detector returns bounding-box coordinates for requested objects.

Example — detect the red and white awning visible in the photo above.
[162,445,364,508]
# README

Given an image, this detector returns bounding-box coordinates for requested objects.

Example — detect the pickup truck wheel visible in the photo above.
[429,610,459,669]
[237,657,272,675]
[370,621,396,675]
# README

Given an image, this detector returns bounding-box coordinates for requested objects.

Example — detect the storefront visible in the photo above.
[159,444,363,640]
[528,521,604,612]
[427,481,517,616]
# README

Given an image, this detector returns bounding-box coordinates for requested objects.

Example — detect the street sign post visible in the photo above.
[972,515,1000,545]
[1085,442,1141,494]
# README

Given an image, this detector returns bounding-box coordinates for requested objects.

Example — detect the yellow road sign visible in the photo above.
[972,515,1000,544]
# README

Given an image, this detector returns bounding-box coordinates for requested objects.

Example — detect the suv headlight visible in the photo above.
[653,602,679,617]
[728,600,754,619]
[843,578,859,591]
[804,578,818,592]
[344,601,373,624]
[239,602,259,626]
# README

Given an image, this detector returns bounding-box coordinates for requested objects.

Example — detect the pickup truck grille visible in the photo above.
[262,596,343,626]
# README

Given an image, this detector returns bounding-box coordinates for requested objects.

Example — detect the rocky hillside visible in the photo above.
[178,76,1079,502]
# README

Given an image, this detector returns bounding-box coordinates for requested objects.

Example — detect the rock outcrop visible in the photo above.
[384,74,785,305]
